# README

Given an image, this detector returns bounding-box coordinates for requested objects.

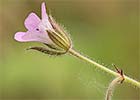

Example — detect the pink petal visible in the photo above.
[14,32,37,42]
[41,2,48,20]
[24,13,41,30]
[14,32,27,42]
[14,31,53,44]
[41,2,53,30]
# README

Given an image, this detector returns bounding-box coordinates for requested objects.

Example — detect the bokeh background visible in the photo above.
[0,0,139,100]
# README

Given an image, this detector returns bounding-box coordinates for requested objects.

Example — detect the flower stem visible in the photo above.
[68,48,140,88]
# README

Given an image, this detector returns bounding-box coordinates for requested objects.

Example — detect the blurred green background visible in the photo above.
[0,0,139,100]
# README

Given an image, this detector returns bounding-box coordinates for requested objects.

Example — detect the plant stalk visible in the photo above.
[68,48,140,88]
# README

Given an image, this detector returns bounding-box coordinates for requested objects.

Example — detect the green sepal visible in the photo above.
[27,47,67,56]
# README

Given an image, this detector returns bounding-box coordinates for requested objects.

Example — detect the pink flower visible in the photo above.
[14,2,54,44]
[14,2,72,55]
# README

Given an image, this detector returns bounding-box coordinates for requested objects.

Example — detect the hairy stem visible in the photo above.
[68,48,140,88]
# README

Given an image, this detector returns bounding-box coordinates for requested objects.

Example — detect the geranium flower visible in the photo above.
[14,2,140,90]
[14,2,72,55]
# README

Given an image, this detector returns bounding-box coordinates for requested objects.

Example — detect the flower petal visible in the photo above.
[41,2,53,30]
[14,32,37,42]
[41,2,48,20]
[24,13,41,30]
[14,32,26,42]
[14,31,53,44]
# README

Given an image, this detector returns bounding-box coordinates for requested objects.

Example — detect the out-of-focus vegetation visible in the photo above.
[0,0,139,100]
